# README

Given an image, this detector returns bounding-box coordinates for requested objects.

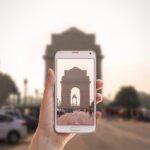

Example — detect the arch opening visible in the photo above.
[70,87,80,106]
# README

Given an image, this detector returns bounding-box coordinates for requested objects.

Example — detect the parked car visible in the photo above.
[0,107,38,133]
[22,114,38,132]
[0,106,23,119]
[0,113,27,144]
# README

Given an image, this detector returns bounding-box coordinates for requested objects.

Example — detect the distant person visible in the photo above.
[89,107,93,116]
[29,68,103,150]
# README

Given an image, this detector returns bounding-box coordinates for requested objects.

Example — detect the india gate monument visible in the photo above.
[43,27,103,84]
[61,67,90,110]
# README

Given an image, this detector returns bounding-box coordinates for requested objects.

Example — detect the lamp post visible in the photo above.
[24,79,28,106]
[35,89,39,105]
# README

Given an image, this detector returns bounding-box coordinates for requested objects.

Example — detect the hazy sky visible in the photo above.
[0,0,150,99]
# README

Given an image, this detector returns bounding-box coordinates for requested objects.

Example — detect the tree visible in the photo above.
[113,86,140,109]
[97,97,111,110]
[0,72,18,105]
[138,92,150,109]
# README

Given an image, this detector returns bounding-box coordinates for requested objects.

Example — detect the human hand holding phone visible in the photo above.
[29,68,103,150]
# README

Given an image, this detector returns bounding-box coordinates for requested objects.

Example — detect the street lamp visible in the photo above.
[24,78,28,105]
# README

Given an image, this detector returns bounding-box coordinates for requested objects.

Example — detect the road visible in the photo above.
[0,119,150,150]
[0,135,32,150]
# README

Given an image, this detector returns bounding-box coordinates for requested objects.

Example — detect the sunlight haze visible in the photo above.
[0,0,150,100]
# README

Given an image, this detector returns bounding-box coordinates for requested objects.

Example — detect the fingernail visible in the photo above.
[48,69,51,78]
[100,97,103,102]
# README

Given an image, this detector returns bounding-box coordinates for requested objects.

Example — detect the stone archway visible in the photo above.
[61,67,90,110]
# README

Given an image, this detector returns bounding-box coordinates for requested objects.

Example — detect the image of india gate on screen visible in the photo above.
[57,67,94,125]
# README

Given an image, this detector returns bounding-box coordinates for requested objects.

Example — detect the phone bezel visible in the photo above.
[55,50,96,133]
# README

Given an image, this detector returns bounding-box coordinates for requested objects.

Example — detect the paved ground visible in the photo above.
[0,134,31,150]
[57,111,94,125]
[0,119,150,150]
[65,119,150,150]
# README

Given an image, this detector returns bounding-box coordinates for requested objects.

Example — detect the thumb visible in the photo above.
[47,68,54,93]
[38,68,55,129]
[42,68,55,105]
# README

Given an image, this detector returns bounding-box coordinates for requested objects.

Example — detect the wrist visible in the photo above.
[29,128,64,150]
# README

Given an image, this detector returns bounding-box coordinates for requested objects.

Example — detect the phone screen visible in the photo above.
[56,58,94,125]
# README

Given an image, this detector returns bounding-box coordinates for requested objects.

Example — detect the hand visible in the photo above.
[29,68,103,150]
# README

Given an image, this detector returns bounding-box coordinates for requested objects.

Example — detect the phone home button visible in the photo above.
[70,127,80,131]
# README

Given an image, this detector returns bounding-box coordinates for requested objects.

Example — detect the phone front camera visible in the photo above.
[89,52,92,55]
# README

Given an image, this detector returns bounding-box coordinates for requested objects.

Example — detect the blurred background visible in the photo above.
[0,0,150,150]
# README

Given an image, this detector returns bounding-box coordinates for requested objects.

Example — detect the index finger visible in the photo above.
[96,79,103,90]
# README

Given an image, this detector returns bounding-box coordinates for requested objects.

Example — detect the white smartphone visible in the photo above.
[55,51,96,133]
